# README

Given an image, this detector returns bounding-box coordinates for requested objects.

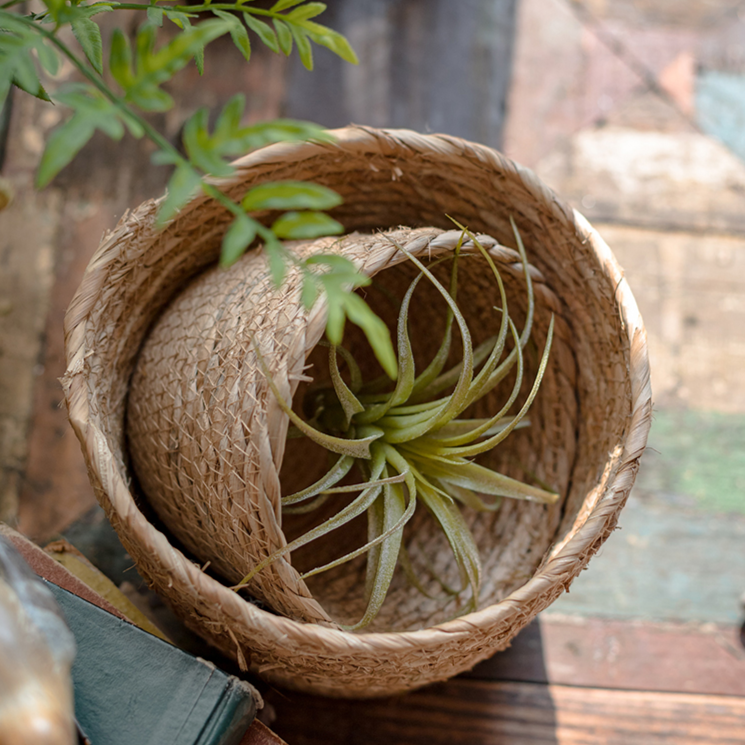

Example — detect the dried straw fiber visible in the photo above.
[63,126,652,697]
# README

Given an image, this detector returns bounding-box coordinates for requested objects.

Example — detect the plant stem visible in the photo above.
[5,6,329,280]
[7,9,256,225]
[113,3,288,19]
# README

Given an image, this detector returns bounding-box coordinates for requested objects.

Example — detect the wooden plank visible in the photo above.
[505,0,745,236]
[468,617,745,697]
[0,103,60,521]
[268,679,745,745]
[284,0,517,148]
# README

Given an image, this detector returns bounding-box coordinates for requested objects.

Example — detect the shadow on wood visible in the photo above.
[266,621,559,745]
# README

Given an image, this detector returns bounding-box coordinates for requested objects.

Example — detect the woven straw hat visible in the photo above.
[63,126,652,697]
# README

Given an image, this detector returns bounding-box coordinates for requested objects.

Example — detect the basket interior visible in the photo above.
[102,133,631,634]
[276,252,572,631]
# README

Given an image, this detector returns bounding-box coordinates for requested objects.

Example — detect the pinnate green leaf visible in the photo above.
[305,254,365,277]
[273,19,293,55]
[243,12,279,53]
[109,28,135,89]
[157,164,202,226]
[72,16,104,74]
[242,181,342,211]
[342,292,397,380]
[41,0,64,19]
[37,116,96,188]
[76,4,116,20]
[111,20,230,111]
[300,20,358,64]
[53,84,124,136]
[287,2,327,21]
[177,16,206,75]
[234,119,331,149]
[212,9,251,61]
[213,93,244,139]
[220,214,258,267]
[146,5,164,27]
[271,210,342,239]
[313,259,396,379]
[263,235,287,285]
[35,38,59,75]
[300,274,319,309]
[0,15,57,106]
[183,107,234,177]
[324,295,346,347]
[271,0,304,10]
[194,45,205,74]
[9,61,48,102]
[36,85,131,187]
[180,99,331,178]
[12,50,41,95]
[289,23,312,70]
[163,9,198,29]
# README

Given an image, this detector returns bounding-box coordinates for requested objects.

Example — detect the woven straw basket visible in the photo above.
[63,126,652,698]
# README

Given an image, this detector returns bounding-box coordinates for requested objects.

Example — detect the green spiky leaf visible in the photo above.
[71,16,103,73]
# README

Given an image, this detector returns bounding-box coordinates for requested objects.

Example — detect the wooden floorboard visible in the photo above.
[267,679,745,745]
[468,616,745,697]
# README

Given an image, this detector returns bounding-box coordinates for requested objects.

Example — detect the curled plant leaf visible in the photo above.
[237,223,558,630]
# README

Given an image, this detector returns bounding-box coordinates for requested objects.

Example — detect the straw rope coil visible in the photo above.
[62,126,652,697]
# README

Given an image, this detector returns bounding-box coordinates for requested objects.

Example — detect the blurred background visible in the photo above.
[1,0,744,742]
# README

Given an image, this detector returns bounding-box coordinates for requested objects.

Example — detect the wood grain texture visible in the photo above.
[268,678,745,745]
[468,616,745,697]
[241,720,288,745]
[284,0,517,147]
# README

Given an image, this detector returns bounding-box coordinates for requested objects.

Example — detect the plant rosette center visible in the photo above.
[237,223,559,631]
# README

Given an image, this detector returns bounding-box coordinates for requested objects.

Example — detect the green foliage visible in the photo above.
[242,180,342,212]
[237,226,558,629]
[211,9,250,62]
[71,16,103,73]
[39,0,115,29]
[243,13,279,53]
[0,0,396,373]
[271,210,343,239]
[156,163,202,225]
[0,11,59,107]
[304,254,397,379]
[110,20,229,111]
[221,213,258,267]
[37,84,131,186]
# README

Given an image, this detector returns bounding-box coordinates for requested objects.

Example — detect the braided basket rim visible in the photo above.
[62,126,652,695]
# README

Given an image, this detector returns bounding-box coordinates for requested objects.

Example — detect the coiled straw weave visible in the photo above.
[63,126,652,697]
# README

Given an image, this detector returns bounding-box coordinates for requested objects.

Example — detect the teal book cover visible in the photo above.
[48,583,258,745]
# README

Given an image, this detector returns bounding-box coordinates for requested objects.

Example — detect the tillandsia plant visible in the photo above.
[237,222,559,630]
[0,0,397,375]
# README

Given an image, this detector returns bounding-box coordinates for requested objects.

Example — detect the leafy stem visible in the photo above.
[5,11,166,145]
[1,1,394,373]
[111,3,308,15]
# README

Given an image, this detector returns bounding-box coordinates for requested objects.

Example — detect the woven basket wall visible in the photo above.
[62,126,652,697]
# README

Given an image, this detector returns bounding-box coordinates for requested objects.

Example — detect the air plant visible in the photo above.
[236,221,558,630]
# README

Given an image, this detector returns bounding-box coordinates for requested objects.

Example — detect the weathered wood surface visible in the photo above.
[467,616,745,698]
[284,0,517,147]
[267,679,745,745]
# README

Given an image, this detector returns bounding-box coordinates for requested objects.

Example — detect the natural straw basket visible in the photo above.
[63,126,652,697]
